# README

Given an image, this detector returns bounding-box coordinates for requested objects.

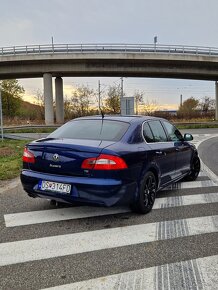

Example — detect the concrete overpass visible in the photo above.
[1,43,218,124]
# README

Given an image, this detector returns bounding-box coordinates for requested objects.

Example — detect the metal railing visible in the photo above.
[1,43,218,57]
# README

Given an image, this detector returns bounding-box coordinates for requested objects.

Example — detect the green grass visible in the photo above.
[5,128,56,134]
[177,124,218,129]
[0,139,31,180]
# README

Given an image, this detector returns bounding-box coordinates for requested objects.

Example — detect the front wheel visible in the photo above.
[185,156,201,181]
[131,171,157,214]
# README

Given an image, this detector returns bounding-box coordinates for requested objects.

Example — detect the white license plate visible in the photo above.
[39,180,71,194]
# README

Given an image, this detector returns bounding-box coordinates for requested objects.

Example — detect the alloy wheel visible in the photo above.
[143,174,156,208]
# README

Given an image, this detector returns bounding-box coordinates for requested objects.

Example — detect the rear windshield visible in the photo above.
[49,119,130,141]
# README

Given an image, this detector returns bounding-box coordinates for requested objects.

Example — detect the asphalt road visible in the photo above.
[0,132,217,290]
[198,136,218,176]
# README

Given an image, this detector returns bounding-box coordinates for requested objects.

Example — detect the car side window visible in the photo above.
[162,121,183,141]
[143,122,154,143]
[148,120,168,142]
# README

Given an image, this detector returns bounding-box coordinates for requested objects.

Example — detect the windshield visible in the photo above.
[49,119,130,141]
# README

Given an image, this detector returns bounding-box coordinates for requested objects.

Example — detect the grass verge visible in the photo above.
[5,128,56,134]
[176,124,218,129]
[0,139,31,180]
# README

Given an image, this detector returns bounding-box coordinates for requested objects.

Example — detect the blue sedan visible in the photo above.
[20,116,200,214]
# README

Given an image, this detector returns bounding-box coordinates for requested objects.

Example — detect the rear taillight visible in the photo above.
[81,154,127,170]
[22,147,35,163]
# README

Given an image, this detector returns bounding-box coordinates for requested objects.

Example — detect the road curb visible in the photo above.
[195,134,218,185]
[0,177,20,194]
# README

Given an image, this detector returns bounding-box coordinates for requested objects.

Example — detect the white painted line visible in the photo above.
[0,215,217,266]
[164,179,218,190]
[153,192,218,209]
[198,171,208,177]
[4,192,218,227]
[4,206,130,227]
[42,255,218,290]
[180,180,217,189]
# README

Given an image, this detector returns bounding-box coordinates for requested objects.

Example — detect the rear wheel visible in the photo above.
[131,171,157,214]
[185,156,200,181]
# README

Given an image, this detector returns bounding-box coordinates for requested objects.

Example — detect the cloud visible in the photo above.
[0,18,34,46]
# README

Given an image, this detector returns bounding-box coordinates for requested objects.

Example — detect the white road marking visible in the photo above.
[179,180,217,189]
[4,206,130,227]
[4,192,218,227]
[42,255,218,290]
[164,179,218,190]
[198,171,208,177]
[0,215,217,267]
[153,192,218,209]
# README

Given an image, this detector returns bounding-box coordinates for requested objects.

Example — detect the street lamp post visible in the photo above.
[154,36,157,51]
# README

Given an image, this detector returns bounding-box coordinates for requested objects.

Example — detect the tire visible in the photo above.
[50,199,57,206]
[131,171,157,214]
[185,156,201,181]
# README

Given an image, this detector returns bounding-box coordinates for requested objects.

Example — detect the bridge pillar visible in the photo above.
[216,81,218,120]
[55,77,64,124]
[43,73,54,125]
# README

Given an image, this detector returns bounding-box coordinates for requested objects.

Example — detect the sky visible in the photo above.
[1,0,218,109]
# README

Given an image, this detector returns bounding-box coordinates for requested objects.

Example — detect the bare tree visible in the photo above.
[34,89,45,119]
[133,90,144,115]
[64,98,73,120]
[199,96,215,114]
[71,85,94,117]
[105,85,121,114]
[142,99,159,115]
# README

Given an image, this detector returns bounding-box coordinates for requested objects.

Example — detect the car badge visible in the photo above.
[52,153,59,162]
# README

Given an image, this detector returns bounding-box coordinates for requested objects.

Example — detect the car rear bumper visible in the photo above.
[20,170,137,207]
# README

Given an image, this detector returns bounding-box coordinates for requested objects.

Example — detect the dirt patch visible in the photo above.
[0,147,15,157]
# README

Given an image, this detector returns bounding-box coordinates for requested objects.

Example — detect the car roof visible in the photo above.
[73,115,162,124]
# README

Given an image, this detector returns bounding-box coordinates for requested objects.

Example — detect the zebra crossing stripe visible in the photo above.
[179,180,217,188]
[4,206,130,227]
[198,171,208,177]
[0,215,217,267]
[4,192,218,227]
[153,192,218,209]
[167,180,217,190]
[42,255,218,290]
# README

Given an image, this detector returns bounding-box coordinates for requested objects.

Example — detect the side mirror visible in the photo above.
[184,133,193,141]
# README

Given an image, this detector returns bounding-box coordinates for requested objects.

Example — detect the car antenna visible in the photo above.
[99,108,105,137]
[100,109,104,119]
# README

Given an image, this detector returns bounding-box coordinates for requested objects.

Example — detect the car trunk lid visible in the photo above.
[26,138,115,176]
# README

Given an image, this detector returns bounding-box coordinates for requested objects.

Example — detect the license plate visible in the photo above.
[39,180,71,194]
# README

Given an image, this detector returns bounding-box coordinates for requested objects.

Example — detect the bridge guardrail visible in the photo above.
[1,43,218,57]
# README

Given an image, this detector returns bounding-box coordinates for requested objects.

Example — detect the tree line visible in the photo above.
[0,79,216,122]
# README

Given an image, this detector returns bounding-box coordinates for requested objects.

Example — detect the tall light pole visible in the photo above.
[121,77,124,98]
[51,36,54,52]
[154,36,157,50]
[98,80,101,112]
[180,94,183,107]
